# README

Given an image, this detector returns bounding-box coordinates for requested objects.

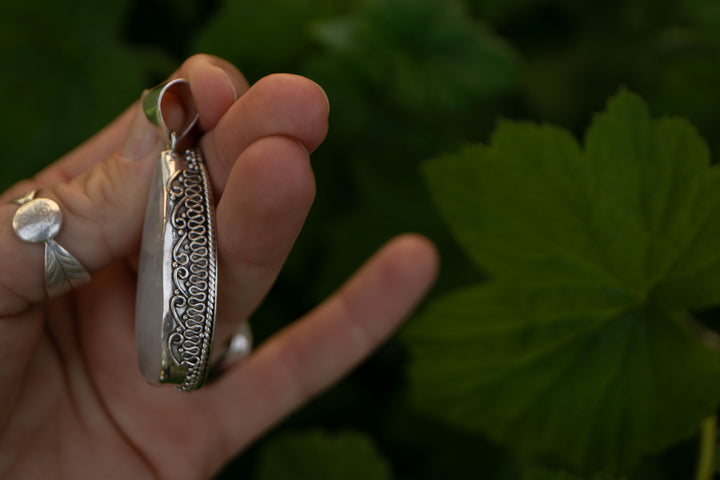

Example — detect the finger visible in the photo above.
[200,73,330,196]
[185,54,249,132]
[207,234,439,453]
[0,56,247,314]
[68,54,248,172]
[0,306,43,420]
[214,135,315,342]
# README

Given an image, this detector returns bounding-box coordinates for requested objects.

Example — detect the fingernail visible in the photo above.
[121,98,159,161]
[321,87,330,114]
[296,139,309,156]
[213,64,239,101]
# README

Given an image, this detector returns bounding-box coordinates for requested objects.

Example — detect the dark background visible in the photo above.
[4,0,720,478]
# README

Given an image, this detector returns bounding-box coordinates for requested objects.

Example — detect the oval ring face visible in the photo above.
[12,198,63,243]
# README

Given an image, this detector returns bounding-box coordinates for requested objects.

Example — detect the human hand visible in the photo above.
[0,55,438,479]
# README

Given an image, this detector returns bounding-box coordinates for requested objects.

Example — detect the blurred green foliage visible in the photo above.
[521,469,625,480]
[253,430,393,480]
[6,0,720,478]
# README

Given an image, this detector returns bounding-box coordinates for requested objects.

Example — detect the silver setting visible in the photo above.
[136,79,218,391]
[11,190,91,298]
[166,148,217,391]
[142,78,198,148]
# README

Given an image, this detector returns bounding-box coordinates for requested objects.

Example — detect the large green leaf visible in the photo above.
[254,430,393,480]
[405,90,720,471]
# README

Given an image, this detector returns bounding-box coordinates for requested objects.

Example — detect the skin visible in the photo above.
[0,55,438,479]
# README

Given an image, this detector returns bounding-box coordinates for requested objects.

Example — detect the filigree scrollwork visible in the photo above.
[166,148,217,391]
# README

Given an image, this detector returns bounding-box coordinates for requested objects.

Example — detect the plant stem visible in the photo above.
[696,415,717,480]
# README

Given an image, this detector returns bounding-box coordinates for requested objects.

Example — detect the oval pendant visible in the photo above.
[135,80,218,391]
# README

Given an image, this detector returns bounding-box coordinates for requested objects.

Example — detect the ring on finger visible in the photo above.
[11,189,91,298]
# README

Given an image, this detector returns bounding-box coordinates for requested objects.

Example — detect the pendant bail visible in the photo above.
[142,78,199,149]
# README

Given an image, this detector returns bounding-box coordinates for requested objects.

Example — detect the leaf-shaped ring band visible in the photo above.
[11,189,91,298]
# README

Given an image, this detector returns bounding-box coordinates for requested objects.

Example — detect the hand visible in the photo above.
[0,55,438,479]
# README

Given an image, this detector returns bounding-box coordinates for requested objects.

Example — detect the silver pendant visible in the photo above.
[135,79,218,391]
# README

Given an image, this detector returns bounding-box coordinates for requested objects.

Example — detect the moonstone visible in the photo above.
[135,151,183,384]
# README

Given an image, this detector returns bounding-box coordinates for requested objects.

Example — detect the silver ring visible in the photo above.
[11,189,91,298]
[214,322,254,370]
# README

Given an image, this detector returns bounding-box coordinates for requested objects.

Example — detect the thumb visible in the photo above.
[0,105,160,314]
[0,56,243,315]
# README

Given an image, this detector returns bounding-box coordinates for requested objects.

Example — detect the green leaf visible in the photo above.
[311,0,519,114]
[254,430,393,480]
[406,89,720,471]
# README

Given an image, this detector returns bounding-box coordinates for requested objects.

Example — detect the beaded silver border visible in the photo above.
[165,148,217,391]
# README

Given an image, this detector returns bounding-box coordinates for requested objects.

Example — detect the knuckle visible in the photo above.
[49,155,129,268]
